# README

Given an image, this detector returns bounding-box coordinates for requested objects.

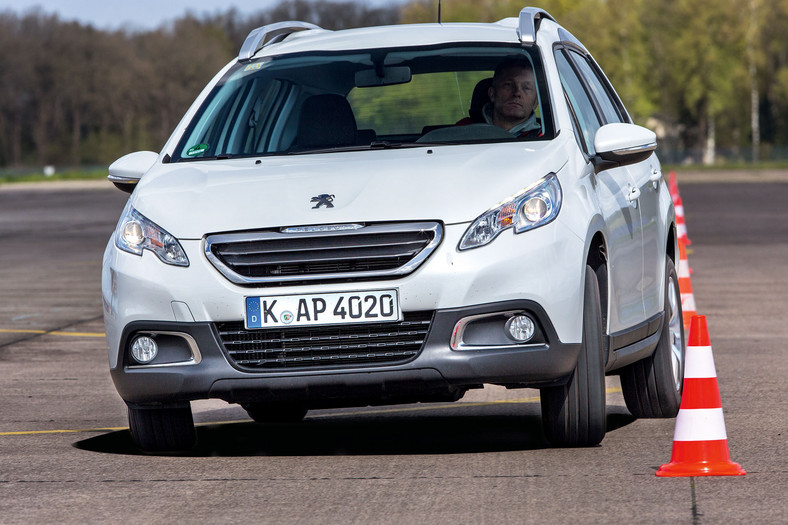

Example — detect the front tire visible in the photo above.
[540,265,606,447]
[127,404,196,453]
[620,258,685,418]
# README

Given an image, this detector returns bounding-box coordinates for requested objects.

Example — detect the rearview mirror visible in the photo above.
[107,151,158,193]
[591,123,657,173]
[355,66,411,88]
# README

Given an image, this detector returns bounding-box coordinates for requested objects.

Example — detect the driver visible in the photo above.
[480,56,542,138]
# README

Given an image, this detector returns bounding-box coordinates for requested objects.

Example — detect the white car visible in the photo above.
[103,7,685,452]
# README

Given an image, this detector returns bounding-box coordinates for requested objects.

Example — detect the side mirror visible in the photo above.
[107,151,159,193]
[591,123,656,174]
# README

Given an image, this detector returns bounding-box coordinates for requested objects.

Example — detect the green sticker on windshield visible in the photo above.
[186,143,208,156]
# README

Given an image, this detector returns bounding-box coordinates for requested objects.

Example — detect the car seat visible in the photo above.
[295,94,358,149]
[468,77,493,123]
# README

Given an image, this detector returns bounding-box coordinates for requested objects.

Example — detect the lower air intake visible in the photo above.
[216,311,433,370]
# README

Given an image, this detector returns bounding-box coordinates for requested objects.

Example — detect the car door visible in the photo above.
[565,51,662,320]
[554,48,645,334]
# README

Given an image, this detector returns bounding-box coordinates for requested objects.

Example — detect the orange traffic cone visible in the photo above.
[656,315,746,477]
[674,194,691,246]
[678,241,697,331]
[668,170,679,201]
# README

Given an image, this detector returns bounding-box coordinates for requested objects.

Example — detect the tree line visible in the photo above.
[1,0,787,168]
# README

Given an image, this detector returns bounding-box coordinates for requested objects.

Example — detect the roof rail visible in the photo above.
[517,7,555,44]
[238,21,323,61]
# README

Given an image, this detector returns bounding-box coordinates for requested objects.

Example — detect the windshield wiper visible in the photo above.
[286,141,429,155]
[181,153,237,161]
[287,145,370,155]
[370,140,404,149]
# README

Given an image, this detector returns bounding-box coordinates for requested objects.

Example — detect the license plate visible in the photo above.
[245,289,401,329]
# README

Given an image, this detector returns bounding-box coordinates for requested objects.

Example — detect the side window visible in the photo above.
[554,50,601,155]
[567,51,626,124]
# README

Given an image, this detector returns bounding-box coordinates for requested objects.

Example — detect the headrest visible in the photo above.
[296,94,357,148]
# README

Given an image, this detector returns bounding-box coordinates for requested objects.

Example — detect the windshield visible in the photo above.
[172,45,554,162]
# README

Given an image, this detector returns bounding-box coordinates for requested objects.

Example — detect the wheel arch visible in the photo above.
[583,225,610,365]
[582,217,608,319]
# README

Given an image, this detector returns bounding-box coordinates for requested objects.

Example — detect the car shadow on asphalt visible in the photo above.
[73,405,636,457]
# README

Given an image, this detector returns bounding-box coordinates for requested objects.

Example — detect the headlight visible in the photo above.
[114,201,189,266]
[458,173,561,250]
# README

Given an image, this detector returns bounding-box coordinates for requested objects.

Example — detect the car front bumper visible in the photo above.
[104,221,586,406]
[111,299,580,406]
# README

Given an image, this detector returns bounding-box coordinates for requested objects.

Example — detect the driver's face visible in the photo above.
[489,66,538,127]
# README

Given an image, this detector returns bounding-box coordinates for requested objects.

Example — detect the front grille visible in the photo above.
[205,222,442,286]
[216,311,433,371]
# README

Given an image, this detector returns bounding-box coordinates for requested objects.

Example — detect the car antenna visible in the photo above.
[437,0,441,24]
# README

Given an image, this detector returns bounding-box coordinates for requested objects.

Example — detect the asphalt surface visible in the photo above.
[1,174,786,523]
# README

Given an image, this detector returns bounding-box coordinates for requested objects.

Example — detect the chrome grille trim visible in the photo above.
[204,222,442,285]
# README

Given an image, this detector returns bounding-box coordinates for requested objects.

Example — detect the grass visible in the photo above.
[0,168,108,185]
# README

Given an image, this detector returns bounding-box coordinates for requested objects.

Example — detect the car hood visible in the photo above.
[132,141,568,239]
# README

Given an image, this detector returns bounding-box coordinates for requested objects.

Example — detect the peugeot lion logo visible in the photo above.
[311,194,335,208]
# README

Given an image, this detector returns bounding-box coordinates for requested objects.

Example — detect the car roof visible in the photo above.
[245,9,563,60]
[257,23,520,56]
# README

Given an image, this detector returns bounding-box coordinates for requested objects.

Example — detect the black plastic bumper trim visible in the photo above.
[110,299,580,406]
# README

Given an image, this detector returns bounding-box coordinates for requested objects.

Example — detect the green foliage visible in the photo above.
[0,167,107,185]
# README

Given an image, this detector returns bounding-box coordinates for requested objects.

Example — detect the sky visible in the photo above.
[0,0,404,31]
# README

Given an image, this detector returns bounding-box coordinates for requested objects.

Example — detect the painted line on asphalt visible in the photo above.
[0,387,622,437]
[0,329,105,338]
[0,427,128,436]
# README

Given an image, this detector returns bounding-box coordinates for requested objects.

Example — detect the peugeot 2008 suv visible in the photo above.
[103,7,685,452]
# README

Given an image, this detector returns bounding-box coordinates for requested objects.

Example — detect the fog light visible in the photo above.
[131,335,158,364]
[506,315,535,342]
